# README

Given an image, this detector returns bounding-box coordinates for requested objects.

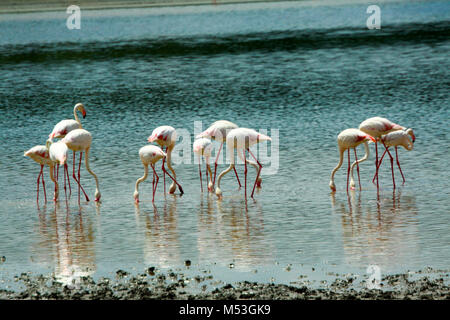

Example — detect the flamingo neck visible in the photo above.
[74,105,83,127]
[135,164,149,195]
[350,141,370,183]
[330,147,344,183]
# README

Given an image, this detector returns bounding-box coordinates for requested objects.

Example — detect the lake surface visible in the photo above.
[0,0,449,288]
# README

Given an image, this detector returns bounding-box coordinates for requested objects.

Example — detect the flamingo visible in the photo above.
[373,128,415,189]
[49,103,86,140]
[193,138,213,192]
[134,145,184,203]
[61,128,101,202]
[49,103,87,186]
[147,126,183,195]
[359,117,405,188]
[24,145,53,203]
[196,120,243,189]
[215,128,271,200]
[329,128,376,193]
[47,140,70,201]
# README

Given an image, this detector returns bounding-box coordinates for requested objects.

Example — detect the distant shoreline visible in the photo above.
[0,0,296,14]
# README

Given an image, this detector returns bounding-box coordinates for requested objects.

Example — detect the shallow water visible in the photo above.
[0,0,449,287]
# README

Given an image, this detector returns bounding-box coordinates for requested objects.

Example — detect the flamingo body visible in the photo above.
[148,125,177,148]
[215,128,271,199]
[147,126,181,194]
[47,140,70,201]
[359,117,405,139]
[329,128,376,192]
[63,128,92,151]
[24,145,53,203]
[359,117,407,190]
[24,145,52,167]
[49,103,86,140]
[381,128,415,149]
[62,128,101,202]
[374,128,415,188]
[134,145,182,203]
[196,120,238,142]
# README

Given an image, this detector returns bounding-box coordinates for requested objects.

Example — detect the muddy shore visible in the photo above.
[1,267,449,300]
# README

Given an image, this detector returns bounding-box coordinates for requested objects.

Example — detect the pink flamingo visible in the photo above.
[359,117,405,188]
[329,128,376,193]
[49,103,86,140]
[193,138,213,193]
[196,120,243,189]
[215,128,271,200]
[374,128,415,189]
[147,126,183,195]
[62,128,101,202]
[134,145,183,203]
[49,103,86,191]
[24,145,53,203]
[47,140,70,201]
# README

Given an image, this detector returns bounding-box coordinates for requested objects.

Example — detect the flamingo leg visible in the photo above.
[213,142,223,187]
[247,149,262,198]
[162,163,184,195]
[56,164,60,198]
[374,142,379,190]
[72,152,90,202]
[205,164,209,192]
[41,165,47,203]
[151,164,159,202]
[353,148,361,191]
[152,167,155,192]
[161,147,166,194]
[382,144,396,189]
[395,146,406,184]
[346,149,350,193]
[78,152,81,199]
[36,165,43,203]
[63,162,67,197]
[233,166,242,188]
[65,162,71,196]
[243,149,248,200]
[373,149,387,183]
[198,155,203,192]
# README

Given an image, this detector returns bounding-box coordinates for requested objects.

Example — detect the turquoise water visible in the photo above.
[0,0,449,287]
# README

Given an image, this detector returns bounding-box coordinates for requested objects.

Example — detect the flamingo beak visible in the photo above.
[367,135,376,143]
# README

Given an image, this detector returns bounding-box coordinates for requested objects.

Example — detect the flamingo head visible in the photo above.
[256,176,262,188]
[169,182,177,194]
[350,178,356,190]
[406,128,415,143]
[133,191,139,203]
[95,189,101,202]
[76,103,86,119]
[46,139,52,150]
[365,135,377,143]
[208,180,214,192]
[215,187,223,199]
[329,181,336,192]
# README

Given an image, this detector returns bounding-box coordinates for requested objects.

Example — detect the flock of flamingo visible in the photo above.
[24,104,415,205]
[329,117,415,193]
[24,104,272,204]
